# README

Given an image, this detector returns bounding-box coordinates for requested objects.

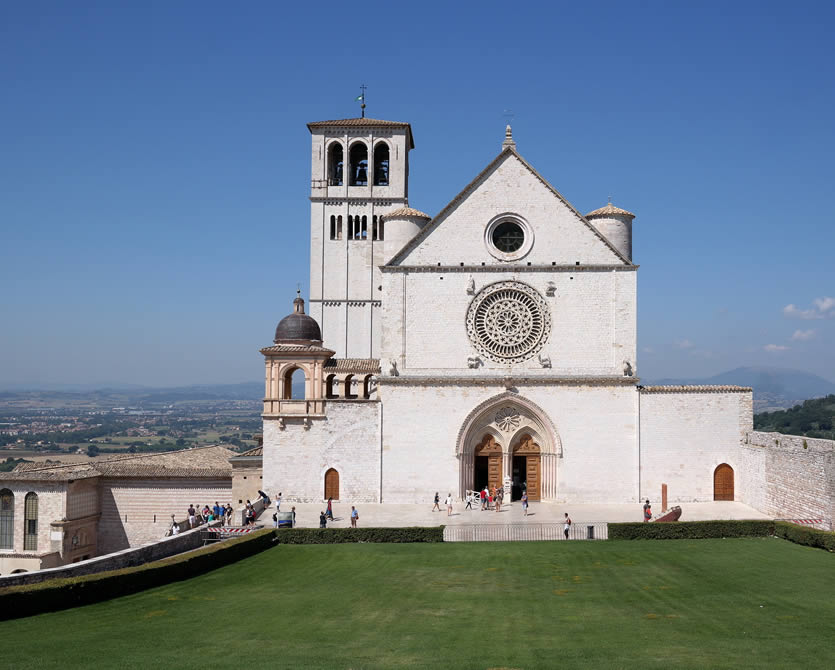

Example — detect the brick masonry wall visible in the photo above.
[740,431,834,521]
[263,401,381,504]
[0,482,64,558]
[639,390,752,503]
[97,478,232,554]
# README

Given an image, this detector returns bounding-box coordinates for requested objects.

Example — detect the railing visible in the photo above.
[443,522,608,542]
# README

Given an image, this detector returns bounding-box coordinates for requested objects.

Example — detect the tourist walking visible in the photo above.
[319,511,327,528]
[291,506,296,527]
[445,493,454,516]
[495,486,503,513]
[326,497,334,520]
[432,492,441,512]
[465,494,473,510]
[564,512,572,539]
[187,504,196,528]
[521,491,528,516]
[643,499,652,522]
[350,506,359,528]
[276,492,282,511]
[480,487,488,511]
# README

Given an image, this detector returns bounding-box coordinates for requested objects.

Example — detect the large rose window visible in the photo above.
[466,281,551,363]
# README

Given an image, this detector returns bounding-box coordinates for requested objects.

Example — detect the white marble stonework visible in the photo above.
[262,119,760,509]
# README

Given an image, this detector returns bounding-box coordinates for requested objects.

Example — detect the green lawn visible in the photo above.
[2,538,833,669]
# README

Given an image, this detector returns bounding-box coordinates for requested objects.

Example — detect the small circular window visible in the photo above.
[484,214,533,262]
[492,222,525,253]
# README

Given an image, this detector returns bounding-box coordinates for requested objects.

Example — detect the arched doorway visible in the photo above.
[324,468,339,501]
[456,393,560,501]
[473,434,502,493]
[512,434,541,501]
[714,464,734,501]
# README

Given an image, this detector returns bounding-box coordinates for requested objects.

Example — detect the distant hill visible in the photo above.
[754,394,835,439]
[648,367,835,412]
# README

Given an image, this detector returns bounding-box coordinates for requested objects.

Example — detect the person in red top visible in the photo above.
[480,487,487,511]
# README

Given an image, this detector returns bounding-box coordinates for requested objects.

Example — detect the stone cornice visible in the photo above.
[379,375,639,387]
[309,196,408,204]
[381,264,638,274]
[639,385,752,394]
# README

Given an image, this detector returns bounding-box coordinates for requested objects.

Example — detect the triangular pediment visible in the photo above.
[388,148,630,267]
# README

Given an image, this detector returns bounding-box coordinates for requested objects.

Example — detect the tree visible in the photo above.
[86,444,100,457]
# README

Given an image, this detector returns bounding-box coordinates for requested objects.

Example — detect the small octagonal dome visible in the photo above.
[274,292,322,343]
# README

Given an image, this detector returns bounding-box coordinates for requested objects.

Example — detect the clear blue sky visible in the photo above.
[1,1,833,387]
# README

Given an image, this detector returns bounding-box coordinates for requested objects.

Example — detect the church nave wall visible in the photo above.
[262,402,381,504]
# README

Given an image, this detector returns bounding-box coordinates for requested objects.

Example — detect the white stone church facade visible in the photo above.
[261,117,753,506]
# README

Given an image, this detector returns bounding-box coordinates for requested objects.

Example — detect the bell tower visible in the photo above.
[307,117,414,359]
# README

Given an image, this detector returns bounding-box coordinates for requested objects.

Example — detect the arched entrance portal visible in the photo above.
[457,393,560,502]
[512,434,541,501]
[713,464,734,501]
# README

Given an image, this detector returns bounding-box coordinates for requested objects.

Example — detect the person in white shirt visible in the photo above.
[445,494,454,517]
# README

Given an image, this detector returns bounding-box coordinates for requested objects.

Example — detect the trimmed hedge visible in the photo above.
[774,521,835,552]
[275,526,444,544]
[0,528,276,621]
[608,520,776,540]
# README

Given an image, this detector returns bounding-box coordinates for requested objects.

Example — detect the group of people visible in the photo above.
[186,502,233,529]
[432,492,455,516]
[471,486,505,512]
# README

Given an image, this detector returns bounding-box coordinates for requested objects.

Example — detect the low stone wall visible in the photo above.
[0,520,221,589]
[741,431,834,525]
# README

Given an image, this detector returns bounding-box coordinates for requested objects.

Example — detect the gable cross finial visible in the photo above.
[501,109,516,148]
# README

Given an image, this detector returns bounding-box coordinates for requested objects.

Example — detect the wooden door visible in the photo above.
[713,464,734,501]
[526,456,541,501]
[324,468,339,500]
[475,435,503,492]
[514,434,541,501]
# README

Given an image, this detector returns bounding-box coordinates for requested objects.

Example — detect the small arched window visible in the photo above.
[330,215,336,240]
[24,492,38,551]
[337,215,343,240]
[344,374,358,399]
[373,143,390,186]
[283,367,306,400]
[349,142,368,186]
[325,374,339,399]
[361,215,368,239]
[362,375,375,399]
[328,143,344,186]
[0,489,13,550]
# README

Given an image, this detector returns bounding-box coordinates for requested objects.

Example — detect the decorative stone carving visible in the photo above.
[545,281,556,297]
[467,356,482,369]
[495,407,521,432]
[389,359,399,376]
[538,353,551,368]
[277,417,285,430]
[466,277,475,295]
[466,281,551,364]
[623,360,633,377]
[303,417,310,430]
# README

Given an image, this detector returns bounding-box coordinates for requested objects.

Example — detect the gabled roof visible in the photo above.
[307,117,414,149]
[0,445,236,481]
[386,145,633,267]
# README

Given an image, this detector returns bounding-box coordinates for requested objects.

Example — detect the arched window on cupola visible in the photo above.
[349,142,368,185]
[361,215,368,239]
[328,142,344,186]
[362,375,375,399]
[330,215,336,240]
[0,489,13,550]
[283,367,306,400]
[373,142,390,186]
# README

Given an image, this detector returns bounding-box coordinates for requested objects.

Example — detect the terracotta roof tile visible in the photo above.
[383,207,430,220]
[323,358,381,373]
[586,203,635,219]
[639,385,752,393]
[307,118,415,149]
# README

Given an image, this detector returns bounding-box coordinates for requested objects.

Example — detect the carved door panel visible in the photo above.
[526,456,541,501]
[713,464,734,501]
[488,455,503,492]
[324,468,339,500]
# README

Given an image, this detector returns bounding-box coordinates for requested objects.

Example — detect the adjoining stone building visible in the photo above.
[261,117,771,509]
[0,445,235,575]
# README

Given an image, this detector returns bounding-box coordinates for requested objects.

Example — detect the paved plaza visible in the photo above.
[267,500,771,530]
